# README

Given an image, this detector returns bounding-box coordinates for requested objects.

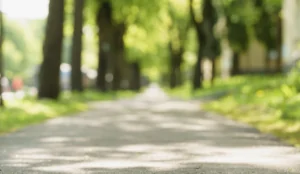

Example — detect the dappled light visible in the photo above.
[1,0,300,173]
[1,90,300,173]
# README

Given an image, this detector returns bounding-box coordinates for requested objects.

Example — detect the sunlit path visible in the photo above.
[0,86,300,174]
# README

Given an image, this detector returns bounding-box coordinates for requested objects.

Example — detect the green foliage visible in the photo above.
[167,75,280,99]
[111,0,165,26]
[286,62,300,92]
[264,0,282,14]
[0,97,87,134]
[3,18,44,80]
[202,74,300,146]
[221,0,255,53]
[223,0,258,25]
[64,0,75,36]
[86,0,166,27]
[222,0,282,53]
[85,0,171,81]
[253,0,282,51]
[227,19,249,52]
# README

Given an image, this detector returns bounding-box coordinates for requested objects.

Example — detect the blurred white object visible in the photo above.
[135,83,168,101]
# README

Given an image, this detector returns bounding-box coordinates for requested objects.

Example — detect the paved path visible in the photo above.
[1,85,300,173]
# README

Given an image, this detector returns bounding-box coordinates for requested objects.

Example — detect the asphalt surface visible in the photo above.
[0,85,300,174]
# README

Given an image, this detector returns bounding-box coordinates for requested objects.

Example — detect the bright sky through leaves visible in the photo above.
[0,0,49,19]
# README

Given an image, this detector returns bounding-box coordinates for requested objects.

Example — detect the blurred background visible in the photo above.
[0,0,293,97]
[1,0,300,144]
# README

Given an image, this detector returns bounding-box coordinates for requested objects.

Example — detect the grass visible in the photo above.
[166,75,282,99]
[0,90,136,134]
[166,72,300,147]
[200,74,300,147]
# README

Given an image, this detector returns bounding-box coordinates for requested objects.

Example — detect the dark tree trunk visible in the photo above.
[265,55,271,73]
[193,48,203,90]
[38,0,65,100]
[202,0,220,85]
[0,10,4,107]
[112,23,126,91]
[189,0,205,90]
[202,0,217,59]
[169,40,184,89]
[112,66,121,91]
[71,0,84,92]
[96,1,113,91]
[169,53,183,88]
[96,50,107,91]
[169,43,176,89]
[118,56,130,90]
[130,62,141,91]
[211,57,216,85]
[276,15,282,73]
[231,52,240,76]
[170,68,176,89]
[175,67,182,86]
[168,0,189,88]
[177,50,184,86]
[192,27,205,90]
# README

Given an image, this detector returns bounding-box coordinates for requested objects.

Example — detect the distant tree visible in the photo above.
[253,0,282,72]
[96,1,113,91]
[112,23,126,91]
[38,0,65,99]
[94,0,164,91]
[201,0,220,85]
[168,0,190,88]
[222,0,251,75]
[189,0,205,90]
[227,18,249,75]
[189,0,220,89]
[129,61,141,91]
[71,0,85,92]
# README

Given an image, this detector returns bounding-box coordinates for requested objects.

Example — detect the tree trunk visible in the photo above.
[169,41,184,89]
[96,1,114,91]
[169,44,177,89]
[176,67,182,87]
[96,50,107,91]
[193,48,203,90]
[276,15,282,73]
[38,0,65,100]
[171,55,183,88]
[231,52,240,76]
[265,55,271,73]
[119,62,130,90]
[130,62,141,91]
[211,57,216,86]
[71,0,84,92]
[170,68,176,89]
[112,23,126,91]
[0,10,4,107]
[189,0,205,90]
[112,66,121,91]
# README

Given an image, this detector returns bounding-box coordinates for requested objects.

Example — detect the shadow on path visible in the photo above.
[0,86,300,173]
